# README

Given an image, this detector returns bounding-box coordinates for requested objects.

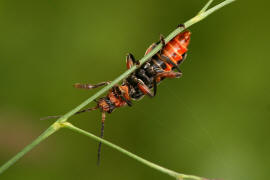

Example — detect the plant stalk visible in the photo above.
[0,122,62,174]
[0,0,235,177]
[56,0,235,124]
[63,122,204,180]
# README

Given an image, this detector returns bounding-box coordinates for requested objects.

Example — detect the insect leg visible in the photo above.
[120,94,132,106]
[145,34,165,55]
[178,53,187,65]
[151,67,164,96]
[74,81,111,90]
[137,69,151,85]
[113,86,132,107]
[177,24,185,29]
[129,74,154,97]
[145,43,157,55]
[97,111,106,165]
[74,106,98,115]
[156,35,181,72]
[40,115,62,120]
[160,34,166,49]
[156,53,182,73]
[155,71,182,82]
[137,79,154,97]
[40,106,98,120]
[126,53,139,69]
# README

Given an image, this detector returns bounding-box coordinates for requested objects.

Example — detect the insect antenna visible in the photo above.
[40,115,62,120]
[97,111,106,165]
[40,106,98,120]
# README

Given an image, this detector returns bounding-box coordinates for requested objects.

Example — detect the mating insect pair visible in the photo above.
[45,25,191,164]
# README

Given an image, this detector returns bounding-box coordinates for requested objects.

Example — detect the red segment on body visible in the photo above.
[162,31,191,71]
[108,90,126,107]
[119,85,130,100]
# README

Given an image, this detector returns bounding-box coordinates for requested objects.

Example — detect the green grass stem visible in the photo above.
[0,1,235,179]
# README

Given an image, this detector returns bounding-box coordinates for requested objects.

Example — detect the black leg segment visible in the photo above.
[97,111,106,165]
[126,53,139,69]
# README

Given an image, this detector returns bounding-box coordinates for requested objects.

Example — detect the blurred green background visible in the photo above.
[0,0,269,180]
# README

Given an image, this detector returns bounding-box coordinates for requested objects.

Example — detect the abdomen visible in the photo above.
[161,31,190,71]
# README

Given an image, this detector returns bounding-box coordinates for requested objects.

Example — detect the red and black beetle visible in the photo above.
[46,25,191,164]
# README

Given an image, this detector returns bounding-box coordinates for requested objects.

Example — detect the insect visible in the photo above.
[45,25,191,164]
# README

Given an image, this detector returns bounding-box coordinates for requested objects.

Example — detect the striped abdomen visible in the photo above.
[162,31,191,71]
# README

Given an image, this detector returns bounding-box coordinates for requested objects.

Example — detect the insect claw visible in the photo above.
[177,24,185,29]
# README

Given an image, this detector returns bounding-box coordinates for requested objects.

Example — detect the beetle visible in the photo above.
[45,24,191,164]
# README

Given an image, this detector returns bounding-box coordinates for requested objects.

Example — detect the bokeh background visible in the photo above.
[0,0,269,180]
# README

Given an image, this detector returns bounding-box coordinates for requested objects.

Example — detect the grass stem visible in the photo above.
[0,0,235,178]
[62,122,204,180]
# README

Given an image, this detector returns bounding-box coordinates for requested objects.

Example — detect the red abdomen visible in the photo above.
[162,31,191,71]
